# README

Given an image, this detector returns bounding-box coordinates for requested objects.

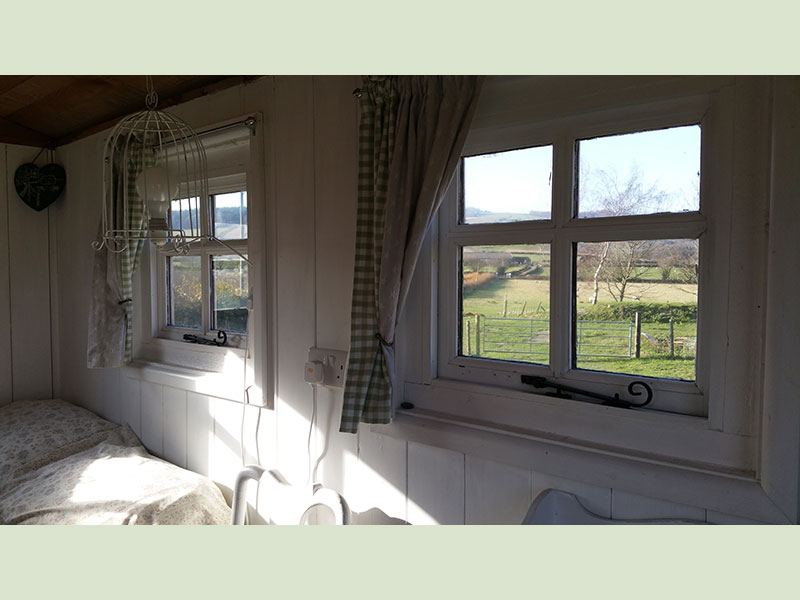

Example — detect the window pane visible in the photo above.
[213,191,248,240]
[212,254,249,334]
[575,239,698,380]
[577,125,701,218]
[461,244,550,365]
[462,146,552,224]
[168,255,201,329]
[170,197,201,236]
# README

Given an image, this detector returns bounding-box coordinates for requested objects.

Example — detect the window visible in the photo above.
[134,117,260,369]
[159,189,249,346]
[439,115,707,416]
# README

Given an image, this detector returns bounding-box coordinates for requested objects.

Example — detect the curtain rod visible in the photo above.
[196,116,257,138]
[155,116,257,150]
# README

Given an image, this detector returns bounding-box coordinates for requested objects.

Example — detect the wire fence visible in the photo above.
[464,314,696,360]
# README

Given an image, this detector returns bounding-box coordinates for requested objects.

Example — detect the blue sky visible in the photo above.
[463,124,701,218]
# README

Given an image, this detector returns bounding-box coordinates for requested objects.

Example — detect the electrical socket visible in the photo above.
[307,347,349,388]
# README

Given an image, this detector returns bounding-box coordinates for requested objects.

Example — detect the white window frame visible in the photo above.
[438,101,709,417]
[394,77,768,484]
[155,184,249,349]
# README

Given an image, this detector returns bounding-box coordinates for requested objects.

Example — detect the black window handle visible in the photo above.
[521,375,653,409]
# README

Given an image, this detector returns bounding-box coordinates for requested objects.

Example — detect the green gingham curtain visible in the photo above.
[87,138,147,368]
[340,76,483,433]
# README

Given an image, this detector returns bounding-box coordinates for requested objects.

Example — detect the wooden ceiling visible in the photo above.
[0,75,262,148]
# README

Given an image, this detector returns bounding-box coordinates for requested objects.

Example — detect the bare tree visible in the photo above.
[580,165,672,303]
[580,164,671,218]
[602,240,656,302]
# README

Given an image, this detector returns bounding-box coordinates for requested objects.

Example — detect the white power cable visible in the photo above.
[306,385,317,486]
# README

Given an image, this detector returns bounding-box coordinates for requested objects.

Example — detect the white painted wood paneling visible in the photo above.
[162,386,188,469]
[273,76,317,486]
[186,391,214,478]
[6,144,52,401]
[465,455,532,525]
[310,75,360,503]
[760,77,800,524]
[100,370,123,425]
[120,375,141,438]
[211,396,244,492]
[408,442,465,525]
[0,145,12,406]
[140,381,164,457]
[611,489,705,522]
[531,471,612,519]
[47,205,60,400]
[355,430,408,524]
[706,510,765,525]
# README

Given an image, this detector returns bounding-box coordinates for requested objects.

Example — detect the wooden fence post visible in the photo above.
[465,319,472,355]
[669,318,674,357]
[634,311,642,358]
[475,315,481,356]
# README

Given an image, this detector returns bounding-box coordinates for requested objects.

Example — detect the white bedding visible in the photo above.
[0,399,231,525]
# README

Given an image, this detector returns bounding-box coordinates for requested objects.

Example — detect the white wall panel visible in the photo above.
[186,391,214,478]
[0,145,12,406]
[120,375,141,438]
[310,76,360,502]
[611,489,705,522]
[140,381,164,457]
[273,76,317,487]
[706,510,764,525]
[162,386,188,469]
[211,396,244,493]
[408,442,465,525]
[355,430,408,524]
[465,455,532,525]
[6,144,52,401]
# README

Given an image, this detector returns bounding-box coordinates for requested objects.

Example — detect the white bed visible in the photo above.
[0,399,231,525]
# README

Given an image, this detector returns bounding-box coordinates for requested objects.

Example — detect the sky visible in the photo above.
[463,124,701,220]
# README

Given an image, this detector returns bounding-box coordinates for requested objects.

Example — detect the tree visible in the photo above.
[602,239,656,302]
[580,165,672,303]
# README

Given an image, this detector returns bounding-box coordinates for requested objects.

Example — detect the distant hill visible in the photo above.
[464,208,551,223]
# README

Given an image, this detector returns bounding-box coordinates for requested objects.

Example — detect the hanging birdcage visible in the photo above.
[93,77,245,260]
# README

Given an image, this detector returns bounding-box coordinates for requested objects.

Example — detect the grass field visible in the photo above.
[461,275,697,381]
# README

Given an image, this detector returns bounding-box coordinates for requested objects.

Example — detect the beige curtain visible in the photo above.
[340,76,483,433]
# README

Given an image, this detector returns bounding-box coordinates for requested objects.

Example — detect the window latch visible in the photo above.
[520,375,653,409]
[183,330,228,347]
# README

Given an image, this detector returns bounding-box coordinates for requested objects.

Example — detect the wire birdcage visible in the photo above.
[93,76,247,261]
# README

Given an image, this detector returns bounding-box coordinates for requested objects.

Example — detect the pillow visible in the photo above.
[0,399,121,490]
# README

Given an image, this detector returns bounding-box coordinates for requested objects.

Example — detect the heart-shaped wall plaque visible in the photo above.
[14,162,67,211]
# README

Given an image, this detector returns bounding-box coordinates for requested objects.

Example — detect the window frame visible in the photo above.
[395,78,758,477]
[438,100,710,415]
[156,186,249,349]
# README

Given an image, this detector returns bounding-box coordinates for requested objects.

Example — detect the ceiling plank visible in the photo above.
[0,76,76,117]
[0,115,53,147]
[0,76,34,96]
